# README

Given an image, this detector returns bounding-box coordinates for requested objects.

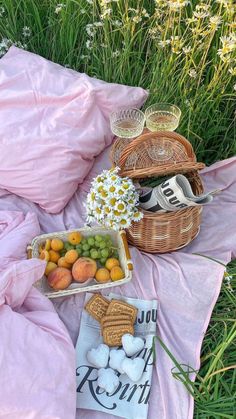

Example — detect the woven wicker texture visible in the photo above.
[111,130,205,253]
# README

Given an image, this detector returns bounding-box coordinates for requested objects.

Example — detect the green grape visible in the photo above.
[101,248,109,258]
[87,237,95,246]
[99,241,106,249]
[81,238,87,246]
[106,239,113,248]
[76,244,82,251]
[95,234,103,242]
[90,250,98,259]
[104,234,111,241]
[82,251,90,257]
[76,248,82,256]
[100,258,106,265]
[82,244,90,251]
[65,242,74,251]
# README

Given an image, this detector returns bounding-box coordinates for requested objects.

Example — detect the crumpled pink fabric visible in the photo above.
[0,211,76,419]
[0,46,147,213]
[0,152,235,419]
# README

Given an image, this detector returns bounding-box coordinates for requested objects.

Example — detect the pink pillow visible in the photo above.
[0,47,147,213]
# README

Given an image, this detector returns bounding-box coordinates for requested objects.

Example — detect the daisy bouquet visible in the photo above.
[86,167,143,231]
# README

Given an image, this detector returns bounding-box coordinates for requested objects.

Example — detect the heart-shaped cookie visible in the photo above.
[109,349,126,374]
[97,368,120,394]
[121,357,145,382]
[122,334,145,357]
[87,344,109,368]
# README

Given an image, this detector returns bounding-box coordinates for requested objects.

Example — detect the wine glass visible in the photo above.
[110,108,145,139]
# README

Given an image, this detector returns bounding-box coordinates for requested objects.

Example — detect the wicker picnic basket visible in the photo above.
[111,130,205,253]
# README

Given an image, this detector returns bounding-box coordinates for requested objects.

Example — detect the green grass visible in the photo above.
[0,1,235,417]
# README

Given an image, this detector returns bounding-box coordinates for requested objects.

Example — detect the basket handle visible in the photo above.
[118,130,195,173]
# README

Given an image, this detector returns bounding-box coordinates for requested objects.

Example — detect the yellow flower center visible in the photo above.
[109,198,117,206]
[118,189,124,195]
[109,186,116,193]
[98,186,104,193]
[91,192,95,201]
[101,190,108,198]
[120,219,127,225]
[122,183,129,189]
[114,210,121,216]
[95,208,101,214]
[105,207,111,214]
[117,203,125,211]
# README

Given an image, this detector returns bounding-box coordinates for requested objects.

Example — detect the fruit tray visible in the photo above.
[28,226,133,299]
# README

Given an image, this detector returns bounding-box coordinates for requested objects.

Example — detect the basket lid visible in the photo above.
[115,130,205,178]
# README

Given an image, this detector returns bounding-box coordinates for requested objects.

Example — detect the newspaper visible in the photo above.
[76,293,158,419]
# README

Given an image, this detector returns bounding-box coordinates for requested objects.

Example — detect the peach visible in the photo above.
[72,257,97,283]
[47,267,72,290]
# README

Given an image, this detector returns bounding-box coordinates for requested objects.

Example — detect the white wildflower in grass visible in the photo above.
[86,0,94,4]
[0,37,12,56]
[234,84,236,91]
[101,8,112,19]
[183,46,192,54]
[94,21,103,27]
[209,16,222,30]
[80,8,86,14]
[189,68,197,78]
[217,35,236,61]
[229,67,236,76]
[55,3,65,14]
[81,54,89,59]
[0,6,5,17]
[132,15,142,24]
[100,42,108,48]
[86,167,143,231]
[112,50,120,58]
[142,8,150,18]
[22,26,32,37]
[86,24,95,37]
[149,28,161,40]
[86,39,92,49]
[159,39,171,48]
[167,0,190,11]
[113,20,122,27]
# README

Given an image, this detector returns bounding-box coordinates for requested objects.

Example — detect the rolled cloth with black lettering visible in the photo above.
[139,174,215,212]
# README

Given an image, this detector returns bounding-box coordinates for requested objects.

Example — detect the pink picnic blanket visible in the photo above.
[0,148,235,419]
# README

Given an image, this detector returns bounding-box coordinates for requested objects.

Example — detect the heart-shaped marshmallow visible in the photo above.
[121,357,145,382]
[87,344,109,368]
[109,349,126,374]
[97,368,120,394]
[122,334,145,357]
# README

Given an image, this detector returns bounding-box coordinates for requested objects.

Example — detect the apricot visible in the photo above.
[39,250,50,262]
[110,266,124,281]
[105,258,120,271]
[72,257,97,283]
[47,267,72,290]
[95,268,110,283]
[68,231,82,245]
[58,257,72,269]
[45,262,57,276]
[51,238,64,251]
[44,239,51,251]
[49,250,60,263]
[64,249,78,264]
